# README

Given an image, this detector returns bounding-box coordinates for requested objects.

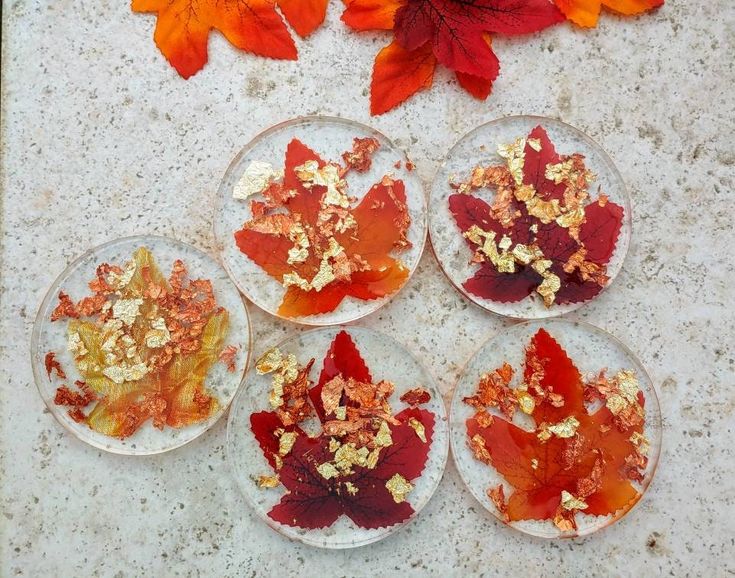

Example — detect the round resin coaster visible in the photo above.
[227,326,448,548]
[214,116,427,326]
[430,116,631,319]
[450,319,661,539]
[31,235,251,455]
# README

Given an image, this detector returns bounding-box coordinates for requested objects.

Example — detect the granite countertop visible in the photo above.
[1,2,733,576]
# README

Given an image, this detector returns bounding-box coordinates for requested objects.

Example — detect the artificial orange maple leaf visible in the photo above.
[466,328,647,530]
[343,0,561,114]
[554,0,663,28]
[132,0,328,78]
[234,138,411,318]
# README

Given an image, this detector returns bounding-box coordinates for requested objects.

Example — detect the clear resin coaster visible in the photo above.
[430,116,631,319]
[32,235,251,455]
[450,319,661,538]
[214,116,426,325]
[227,326,448,548]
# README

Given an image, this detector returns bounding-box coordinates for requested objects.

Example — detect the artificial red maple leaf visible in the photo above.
[343,0,562,114]
[234,138,411,318]
[466,328,645,528]
[554,0,663,28]
[448,125,624,306]
[250,330,436,530]
[132,0,328,79]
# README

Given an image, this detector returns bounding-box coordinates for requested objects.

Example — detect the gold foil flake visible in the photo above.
[102,362,149,384]
[316,462,340,480]
[257,474,280,488]
[498,235,513,251]
[385,474,414,504]
[297,161,350,208]
[615,370,641,402]
[144,317,170,349]
[469,434,493,464]
[560,490,588,511]
[67,331,87,358]
[334,406,347,421]
[321,375,346,416]
[329,437,341,453]
[112,298,143,326]
[233,161,282,200]
[278,431,297,456]
[544,159,575,184]
[344,481,359,495]
[516,391,536,415]
[556,207,586,230]
[511,244,535,265]
[282,271,311,292]
[530,223,539,233]
[107,260,136,292]
[547,416,580,439]
[553,512,576,532]
[514,183,536,202]
[366,448,381,469]
[527,138,542,152]
[334,443,370,474]
[408,417,427,443]
[274,454,283,470]
[536,271,561,307]
[286,225,310,265]
[269,374,285,409]
[310,258,336,292]
[526,197,561,224]
[374,420,393,448]
[464,225,485,246]
[537,425,552,442]
[256,348,283,374]
[497,137,526,186]
[531,458,539,470]
[630,432,650,456]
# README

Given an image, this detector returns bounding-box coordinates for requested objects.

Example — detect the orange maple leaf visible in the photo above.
[466,328,647,530]
[234,138,411,318]
[554,0,663,28]
[132,0,328,78]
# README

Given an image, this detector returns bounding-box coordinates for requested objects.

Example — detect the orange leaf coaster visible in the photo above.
[342,0,664,114]
[132,0,328,78]
[450,320,661,538]
[214,117,426,325]
[32,236,251,455]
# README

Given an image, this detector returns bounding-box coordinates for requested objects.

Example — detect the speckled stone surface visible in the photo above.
[1,2,733,576]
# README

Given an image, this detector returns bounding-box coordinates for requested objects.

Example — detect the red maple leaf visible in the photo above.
[234,138,411,318]
[343,0,563,114]
[132,0,328,79]
[466,328,646,529]
[448,125,624,307]
[250,330,436,530]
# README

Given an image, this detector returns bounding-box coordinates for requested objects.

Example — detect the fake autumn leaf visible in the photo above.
[343,0,563,114]
[465,328,649,532]
[234,138,412,318]
[250,330,435,530]
[49,247,232,438]
[554,0,663,28]
[343,0,664,114]
[132,0,328,79]
[448,125,624,308]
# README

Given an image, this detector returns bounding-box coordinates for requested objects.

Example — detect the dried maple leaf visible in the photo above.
[554,0,663,28]
[234,138,411,318]
[132,0,328,79]
[448,125,623,307]
[465,328,648,531]
[250,330,436,530]
[343,0,563,114]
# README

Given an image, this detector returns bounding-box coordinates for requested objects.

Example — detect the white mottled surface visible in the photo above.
[1,1,733,576]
